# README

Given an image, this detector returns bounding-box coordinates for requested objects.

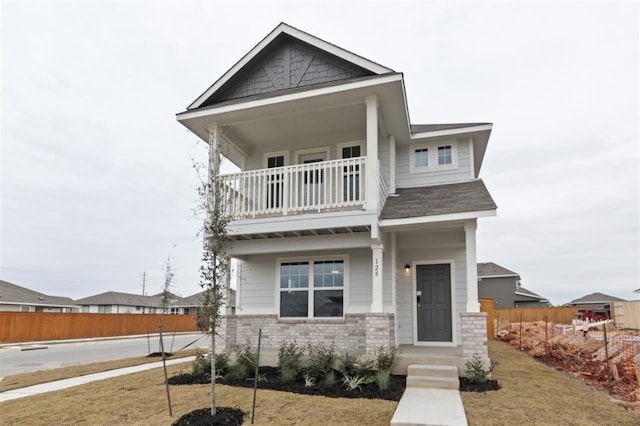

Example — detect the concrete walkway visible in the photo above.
[0,356,195,402]
[390,388,468,426]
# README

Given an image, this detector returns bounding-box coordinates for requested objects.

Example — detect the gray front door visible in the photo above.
[416,264,452,342]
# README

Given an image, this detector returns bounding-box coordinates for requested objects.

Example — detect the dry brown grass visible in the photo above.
[2,340,639,425]
[0,362,396,425]
[462,340,640,426]
[0,349,200,392]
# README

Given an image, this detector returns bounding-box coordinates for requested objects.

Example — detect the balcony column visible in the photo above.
[389,135,396,194]
[371,243,384,312]
[365,95,379,211]
[465,219,480,312]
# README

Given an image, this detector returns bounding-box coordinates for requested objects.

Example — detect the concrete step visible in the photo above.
[406,374,460,390]
[407,364,459,378]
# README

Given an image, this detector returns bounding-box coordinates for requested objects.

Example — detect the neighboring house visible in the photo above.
[74,290,212,314]
[0,280,79,312]
[566,292,626,309]
[176,23,497,360]
[75,291,166,314]
[477,262,550,308]
[634,288,640,297]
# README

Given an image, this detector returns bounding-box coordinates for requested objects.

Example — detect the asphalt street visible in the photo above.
[0,333,209,377]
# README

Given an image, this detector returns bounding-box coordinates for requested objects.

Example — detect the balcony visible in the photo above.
[218,157,375,220]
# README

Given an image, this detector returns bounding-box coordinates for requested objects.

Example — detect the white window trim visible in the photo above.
[337,140,366,158]
[263,150,290,168]
[294,146,331,164]
[409,140,458,174]
[276,254,349,319]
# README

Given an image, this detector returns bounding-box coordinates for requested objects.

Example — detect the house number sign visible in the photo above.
[374,258,379,277]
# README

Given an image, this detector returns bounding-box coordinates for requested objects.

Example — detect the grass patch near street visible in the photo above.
[0,348,199,392]
[462,340,639,425]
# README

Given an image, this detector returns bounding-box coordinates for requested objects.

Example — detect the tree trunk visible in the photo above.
[210,323,216,416]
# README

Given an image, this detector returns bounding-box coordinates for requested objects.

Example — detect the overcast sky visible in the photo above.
[1,1,638,305]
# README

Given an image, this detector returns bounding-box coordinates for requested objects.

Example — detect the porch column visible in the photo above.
[465,219,480,312]
[371,243,384,312]
[388,135,396,194]
[365,95,379,211]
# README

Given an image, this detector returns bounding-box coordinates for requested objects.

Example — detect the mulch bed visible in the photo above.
[169,366,499,424]
[169,366,406,401]
[172,407,245,426]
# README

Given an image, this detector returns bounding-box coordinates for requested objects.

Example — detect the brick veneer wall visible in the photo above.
[460,312,489,361]
[215,313,395,355]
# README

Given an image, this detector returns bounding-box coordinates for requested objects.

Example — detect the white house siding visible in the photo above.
[396,136,471,188]
[237,255,277,313]
[395,228,467,345]
[235,247,393,315]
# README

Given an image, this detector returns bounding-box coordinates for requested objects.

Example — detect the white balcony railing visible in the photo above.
[218,157,367,219]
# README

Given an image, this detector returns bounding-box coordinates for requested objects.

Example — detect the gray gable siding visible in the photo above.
[217,39,371,103]
[478,276,517,308]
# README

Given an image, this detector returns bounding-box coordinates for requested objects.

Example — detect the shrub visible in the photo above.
[214,351,230,377]
[303,371,316,388]
[375,345,399,372]
[305,343,336,379]
[228,342,257,380]
[342,374,367,391]
[464,354,497,384]
[375,369,391,390]
[323,369,336,388]
[191,350,211,379]
[337,351,374,378]
[278,340,303,383]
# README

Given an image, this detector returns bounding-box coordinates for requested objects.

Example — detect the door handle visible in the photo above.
[417,295,421,307]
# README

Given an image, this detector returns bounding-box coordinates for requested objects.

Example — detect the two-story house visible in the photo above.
[176,23,496,364]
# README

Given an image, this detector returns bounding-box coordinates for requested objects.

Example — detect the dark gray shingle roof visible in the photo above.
[380,180,496,220]
[568,292,627,305]
[515,286,548,301]
[74,291,164,307]
[477,262,518,277]
[0,280,77,307]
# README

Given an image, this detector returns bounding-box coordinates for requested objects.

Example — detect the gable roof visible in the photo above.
[0,280,77,308]
[515,286,549,303]
[380,180,496,221]
[567,292,627,305]
[477,262,518,278]
[74,291,164,308]
[634,288,640,294]
[188,22,393,110]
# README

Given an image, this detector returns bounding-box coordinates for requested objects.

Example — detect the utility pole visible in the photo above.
[142,272,146,295]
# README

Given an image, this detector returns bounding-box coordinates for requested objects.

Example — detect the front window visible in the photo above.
[279,259,345,318]
[409,140,457,173]
[20,306,30,312]
[98,305,112,313]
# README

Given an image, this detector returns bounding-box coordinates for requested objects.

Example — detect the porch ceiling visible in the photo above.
[228,224,371,241]
[177,74,409,167]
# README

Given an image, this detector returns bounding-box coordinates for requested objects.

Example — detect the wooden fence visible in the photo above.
[611,301,640,329]
[480,299,583,337]
[0,312,198,343]
[479,298,495,337]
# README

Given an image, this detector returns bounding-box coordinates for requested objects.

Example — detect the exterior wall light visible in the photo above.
[404,264,411,273]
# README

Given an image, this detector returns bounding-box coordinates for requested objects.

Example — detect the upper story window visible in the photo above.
[278,257,346,319]
[409,140,457,173]
[438,145,452,165]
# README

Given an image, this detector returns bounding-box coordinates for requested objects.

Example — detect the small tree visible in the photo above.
[159,252,175,416]
[195,127,231,416]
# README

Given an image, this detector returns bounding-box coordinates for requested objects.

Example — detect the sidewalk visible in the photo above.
[0,356,195,402]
